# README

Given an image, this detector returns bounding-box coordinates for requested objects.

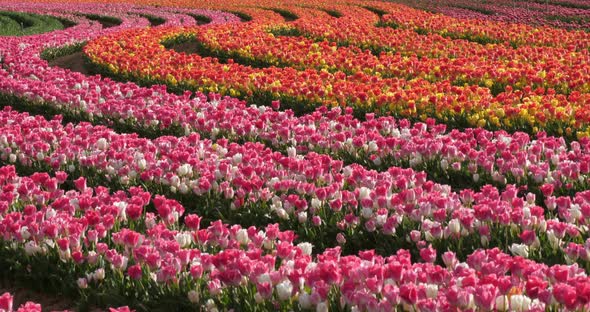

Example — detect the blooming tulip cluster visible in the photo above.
[187,20,590,97]
[83,1,590,137]
[2,0,590,310]
[1,2,590,202]
[402,0,590,30]
[178,3,590,97]
[0,292,41,312]
[0,292,133,312]
[3,108,590,269]
[0,2,238,28]
[3,166,590,311]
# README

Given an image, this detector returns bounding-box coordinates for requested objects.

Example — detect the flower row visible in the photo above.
[3,107,590,265]
[0,2,239,30]
[2,10,590,201]
[194,19,590,97]
[289,2,590,57]
[3,166,590,311]
[85,25,590,137]
[411,0,590,30]
[372,1,590,48]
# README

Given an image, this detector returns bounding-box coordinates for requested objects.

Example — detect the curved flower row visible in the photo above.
[370,1,590,49]
[0,2,239,30]
[120,0,590,49]
[190,20,590,97]
[4,166,590,311]
[2,13,590,200]
[289,2,590,60]
[85,25,590,137]
[2,1,590,310]
[3,108,590,267]
[418,0,590,30]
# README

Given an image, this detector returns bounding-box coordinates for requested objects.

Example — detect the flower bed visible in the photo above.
[84,6,590,138]
[2,165,590,311]
[1,0,590,310]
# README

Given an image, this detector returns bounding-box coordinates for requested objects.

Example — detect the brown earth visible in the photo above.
[0,284,104,312]
[167,41,199,54]
[0,284,72,312]
[47,52,90,75]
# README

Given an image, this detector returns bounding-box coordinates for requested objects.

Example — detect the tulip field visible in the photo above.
[2,0,590,311]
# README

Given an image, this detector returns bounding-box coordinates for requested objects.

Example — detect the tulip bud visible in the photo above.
[77,277,88,289]
[442,251,457,268]
[188,290,200,303]
[96,138,109,150]
[254,292,264,304]
[311,198,322,209]
[232,153,243,164]
[287,146,297,158]
[176,164,192,177]
[312,216,322,226]
[448,218,461,235]
[495,295,508,311]
[316,302,329,312]
[336,233,346,245]
[271,100,280,110]
[0,293,13,312]
[276,208,289,220]
[298,292,312,309]
[368,141,378,152]
[410,230,421,243]
[94,268,105,281]
[361,207,373,219]
[510,295,531,312]
[297,211,307,223]
[359,187,370,200]
[440,159,449,170]
[175,232,193,248]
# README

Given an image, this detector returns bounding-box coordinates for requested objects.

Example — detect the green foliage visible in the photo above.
[0,11,72,36]
[81,14,122,28]
[226,10,252,22]
[362,5,388,17]
[319,9,343,18]
[268,25,303,37]
[40,42,85,61]
[265,8,299,21]
[185,13,212,24]
[137,13,166,26]
[450,3,495,15]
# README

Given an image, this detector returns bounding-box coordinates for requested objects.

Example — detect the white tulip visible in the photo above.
[177,164,192,176]
[510,243,529,258]
[96,138,109,150]
[188,290,200,303]
[297,242,313,256]
[298,292,312,309]
[236,229,250,245]
[276,280,293,301]
[425,284,438,299]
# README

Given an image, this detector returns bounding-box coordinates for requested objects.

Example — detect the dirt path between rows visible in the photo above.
[47,52,90,75]
[0,284,104,312]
